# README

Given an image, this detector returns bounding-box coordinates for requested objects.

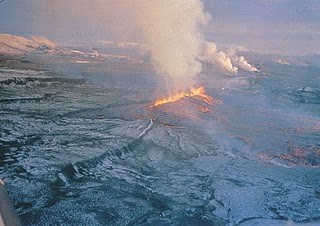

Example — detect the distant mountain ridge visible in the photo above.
[0,34,144,66]
[0,34,59,55]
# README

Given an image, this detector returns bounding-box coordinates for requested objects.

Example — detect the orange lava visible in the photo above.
[153,86,219,107]
[257,145,320,168]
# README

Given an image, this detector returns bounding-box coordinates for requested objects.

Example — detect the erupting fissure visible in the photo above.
[153,86,219,107]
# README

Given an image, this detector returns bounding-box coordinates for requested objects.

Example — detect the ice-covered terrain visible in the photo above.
[0,47,319,226]
[0,34,57,55]
[0,34,144,67]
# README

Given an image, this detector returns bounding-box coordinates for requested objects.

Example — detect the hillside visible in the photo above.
[0,34,57,55]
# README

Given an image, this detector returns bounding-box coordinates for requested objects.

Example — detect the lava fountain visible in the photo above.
[152,86,221,107]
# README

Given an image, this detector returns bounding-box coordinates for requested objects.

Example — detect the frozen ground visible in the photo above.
[0,52,319,225]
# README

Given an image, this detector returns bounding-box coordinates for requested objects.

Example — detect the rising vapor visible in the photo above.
[200,42,238,73]
[227,47,259,72]
[44,0,258,84]
[135,0,211,90]
[133,1,258,89]
[199,42,259,73]
[234,56,259,72]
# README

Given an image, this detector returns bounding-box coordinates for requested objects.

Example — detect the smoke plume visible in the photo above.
[134,1,211,90]
[43,1,258,84]
[227,47,259,72]
[200,42,258,73]
[200,42,238,73]
[234,56,259,72]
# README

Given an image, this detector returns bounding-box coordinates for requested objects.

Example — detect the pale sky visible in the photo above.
[0,0,319,55]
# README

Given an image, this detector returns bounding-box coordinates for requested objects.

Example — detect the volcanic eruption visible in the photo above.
[153,86,221,107]
[135,0,213,105]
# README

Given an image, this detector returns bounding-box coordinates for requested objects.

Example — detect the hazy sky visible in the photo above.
[0,0,319,55]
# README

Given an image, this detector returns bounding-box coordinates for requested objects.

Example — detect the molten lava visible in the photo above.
[153,86,219,107]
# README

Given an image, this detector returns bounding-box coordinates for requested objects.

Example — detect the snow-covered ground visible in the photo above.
[0,48,319,225]
[0,34,57,55]
[0,34,144,65]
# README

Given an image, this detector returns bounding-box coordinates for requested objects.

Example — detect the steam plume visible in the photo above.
[200,42,238,73]
[44,1,258,81]
[135,1,211,90]
[227,47,259,72]
[234,56,259,72]
[200,42,259,73]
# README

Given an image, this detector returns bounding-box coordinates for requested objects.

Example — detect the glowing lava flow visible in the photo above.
[153,86,219,107]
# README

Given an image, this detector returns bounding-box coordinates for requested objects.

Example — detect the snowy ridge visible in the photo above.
[0,34,144,64]
[0,34,57,55]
